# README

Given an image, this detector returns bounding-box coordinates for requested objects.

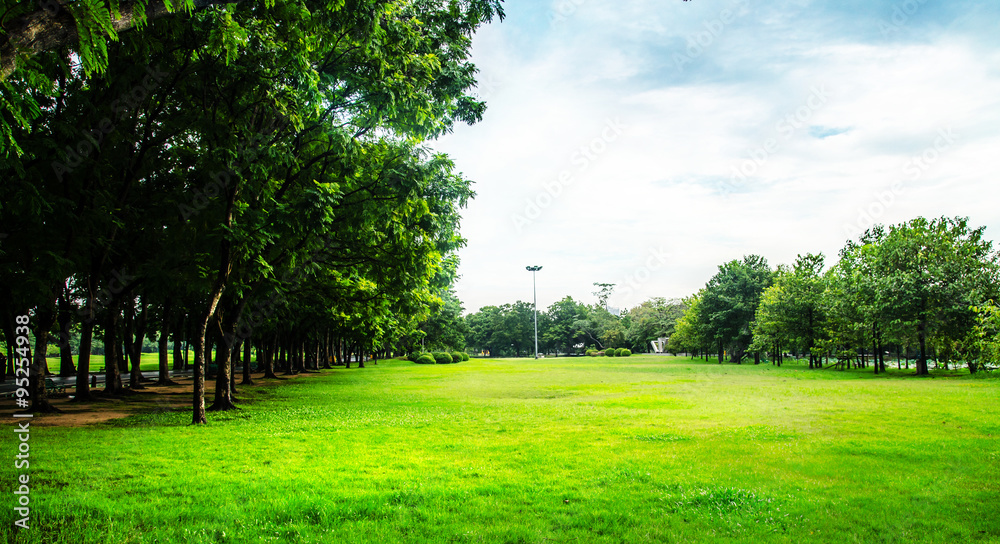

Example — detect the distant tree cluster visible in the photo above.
[0,1,504,422]
[669,217,1000,375]
[463,297,687,357]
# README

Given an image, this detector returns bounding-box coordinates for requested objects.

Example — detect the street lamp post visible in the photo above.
[526,266,542,359]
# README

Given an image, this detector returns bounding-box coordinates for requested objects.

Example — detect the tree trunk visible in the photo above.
[173,321,185,372]
[29,296,60,413]
[322,331,332,369]
[0,304,12,380]
[872,330,879,375]
[241,337,254,385]
[127,300,149,388]
[74,312,95,401]
[878,337,886,373]
[915,320,929,375]
[104,304,125,395]
[208,326,236,411]
[73,280,96,401]
[57,291,76,377]
[192,228,232,423]
[156,299,176,385]
[283,334,294,374]
[263,336,278,378]
[192,301,218,424]
[229,340,239,397]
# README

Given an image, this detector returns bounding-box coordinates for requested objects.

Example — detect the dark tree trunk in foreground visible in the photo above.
[192,304,216,424]
[28,296,60,413]
[208,325,237,411]
[74,301,95,401]
[193,189,238,424]
[57,291,76,377]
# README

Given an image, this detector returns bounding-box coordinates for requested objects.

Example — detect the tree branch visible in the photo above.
[0,0,241,82]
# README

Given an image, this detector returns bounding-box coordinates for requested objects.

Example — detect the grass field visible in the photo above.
[3,355,998,543]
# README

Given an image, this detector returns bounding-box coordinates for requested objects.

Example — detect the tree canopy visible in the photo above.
[1,0,504,421]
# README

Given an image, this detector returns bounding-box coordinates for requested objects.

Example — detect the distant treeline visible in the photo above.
[669,216,1000,375]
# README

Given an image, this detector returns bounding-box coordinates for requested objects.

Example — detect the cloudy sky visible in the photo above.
[432,0,1000,314]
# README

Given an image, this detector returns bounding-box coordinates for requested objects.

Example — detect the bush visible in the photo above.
[619,348,632,357]
[460,352,470,361]
[433,352,453,364]
[450,351,464,364]
[407,351,420,363]
[586,349,596,357]
[605,349,616,358]
[415,354,436,365]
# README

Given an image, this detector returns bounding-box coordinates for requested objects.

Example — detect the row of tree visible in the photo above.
[0,0,505,422]
[669,216,1000,375]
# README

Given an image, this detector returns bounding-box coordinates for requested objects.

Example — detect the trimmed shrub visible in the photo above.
[450,351,464,364]
[619,348,632,357]
[460,352,471,361]
[415,354,436,365]
[586,349,596,357]
[433,352,453,364]
[605,349,616,358]
[407,351,420,363]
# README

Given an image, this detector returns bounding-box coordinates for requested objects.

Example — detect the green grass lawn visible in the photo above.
[3,355,998,543]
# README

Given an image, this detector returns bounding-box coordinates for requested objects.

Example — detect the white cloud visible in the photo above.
[434,0,1000,314]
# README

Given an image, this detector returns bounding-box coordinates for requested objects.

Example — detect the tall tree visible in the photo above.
[700,255,773,363]
[751,254,827,367]
[872,217,999,375]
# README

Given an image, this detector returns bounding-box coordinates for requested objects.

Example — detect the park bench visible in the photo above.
[45,378,67,395]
